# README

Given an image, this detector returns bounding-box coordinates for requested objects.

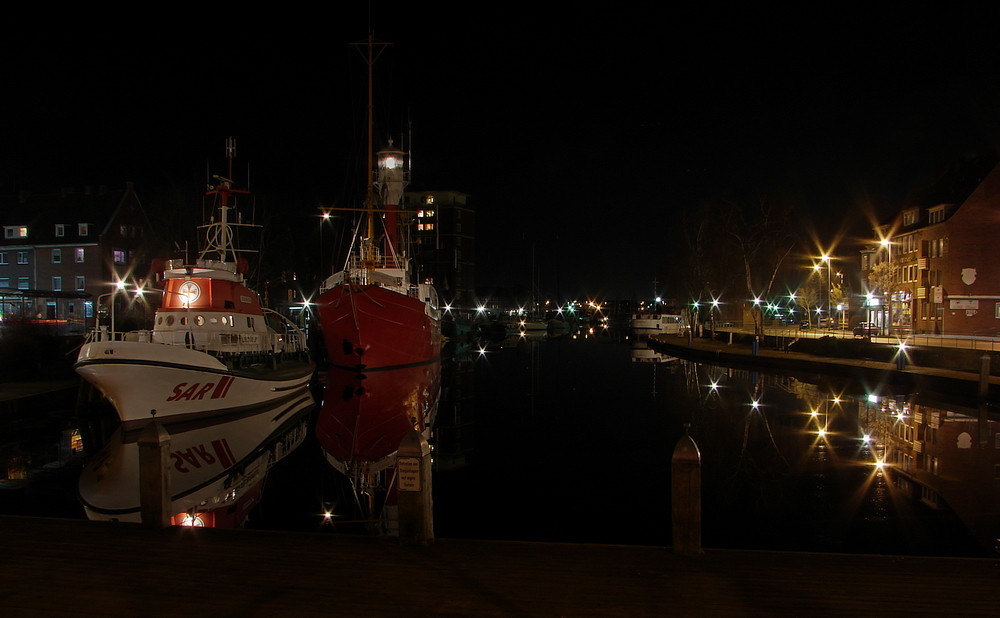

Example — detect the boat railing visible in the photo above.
[85,316,310,359]
[261,308,310,355]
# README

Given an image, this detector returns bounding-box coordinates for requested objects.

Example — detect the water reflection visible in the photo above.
[679,359,997,557]
[3,332,999,556]
[79,400,311,527]
[433,332,998,556]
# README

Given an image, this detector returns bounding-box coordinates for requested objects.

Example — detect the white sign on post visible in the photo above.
[397,457,420,492]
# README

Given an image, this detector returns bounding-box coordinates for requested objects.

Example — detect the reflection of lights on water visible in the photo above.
[180,514,206,527]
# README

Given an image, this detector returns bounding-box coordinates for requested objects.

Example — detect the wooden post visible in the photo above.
[138,416,172,528]
[979,354,991,400]
[671,430,702,555]
[396,430,433,545]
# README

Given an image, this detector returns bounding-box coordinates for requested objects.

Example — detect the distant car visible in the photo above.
[799,320,810,329]
[818,317,835,328]
[853,322,879,337]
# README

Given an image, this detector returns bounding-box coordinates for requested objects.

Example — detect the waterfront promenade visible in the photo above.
[649,330,1000,406]
[1,515,998,616]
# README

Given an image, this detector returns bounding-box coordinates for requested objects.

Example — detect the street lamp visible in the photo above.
[879,238,893,336]
[821,255,831,325]
[96,279,127,339]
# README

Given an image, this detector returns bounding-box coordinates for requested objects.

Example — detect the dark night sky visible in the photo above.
[5,6,1000,301]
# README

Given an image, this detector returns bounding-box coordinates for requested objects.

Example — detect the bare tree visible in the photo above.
[868,261,894,335]
[723,199,797,338]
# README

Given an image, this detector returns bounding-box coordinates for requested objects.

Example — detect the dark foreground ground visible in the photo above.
[1,515,997,616]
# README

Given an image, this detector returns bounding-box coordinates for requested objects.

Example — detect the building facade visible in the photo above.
[862,160,1000,336]
[0,183,155,334]
[404,189,476,309]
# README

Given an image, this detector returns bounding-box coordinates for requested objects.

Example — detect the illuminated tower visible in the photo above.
[376,139,409,265]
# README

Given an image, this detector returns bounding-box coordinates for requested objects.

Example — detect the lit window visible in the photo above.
[425,195,434,205]
[52,276,62,291]
[55,224,65,237]
[75,248,85,263]
[79,223,89,236]
[113,249,126,264]
[52,248,61,264]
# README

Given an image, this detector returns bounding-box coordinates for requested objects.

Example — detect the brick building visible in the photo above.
[862,157,1000,336]
[0,183,155,334]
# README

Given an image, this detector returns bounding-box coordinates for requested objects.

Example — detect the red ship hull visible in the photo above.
[315,284,441,474]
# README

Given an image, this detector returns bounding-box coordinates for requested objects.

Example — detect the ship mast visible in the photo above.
[353,33,391,270]
[200,137,256,269]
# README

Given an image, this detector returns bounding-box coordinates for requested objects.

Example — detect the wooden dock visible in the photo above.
[1,516,997,615]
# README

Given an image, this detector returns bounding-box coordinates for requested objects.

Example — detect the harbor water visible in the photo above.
[1,329,997,557]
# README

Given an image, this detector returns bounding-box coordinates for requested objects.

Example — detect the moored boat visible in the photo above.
[314,34,442,520]
[630,311,685,334]
[74,140,315,526]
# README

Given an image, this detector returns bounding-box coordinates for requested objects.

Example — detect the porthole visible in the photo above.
[195,315,205,327]
[210,317,218,325]
[180,316,187,326]
[221,316,228,326]
[166,315,175,326]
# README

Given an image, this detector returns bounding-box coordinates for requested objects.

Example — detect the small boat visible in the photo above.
[630,312,685,334]
[314,35,441,522]
[74,139,315,526]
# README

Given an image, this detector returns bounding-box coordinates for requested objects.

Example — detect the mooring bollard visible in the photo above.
[671,429,702,555]
[138,414,172,528]
[396,429,434,545]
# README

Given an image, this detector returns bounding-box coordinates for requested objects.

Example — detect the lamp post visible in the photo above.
[319,208,332,282]
[880,238,892,336]
[96,280,127,339]
[813,255,831,327]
